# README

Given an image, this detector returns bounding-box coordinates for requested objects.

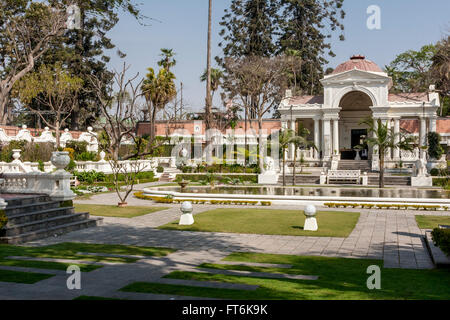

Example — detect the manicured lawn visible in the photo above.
[415,215,450,229]
[0,269,53,284]
[0,242,176,283]
[159,208,360,237]
[74,204,168,218]
[121,252,450,300]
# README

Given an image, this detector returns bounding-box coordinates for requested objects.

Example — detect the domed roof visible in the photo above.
[332,55,383,74]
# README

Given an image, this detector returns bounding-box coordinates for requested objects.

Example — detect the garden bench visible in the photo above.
[327,170,361,184]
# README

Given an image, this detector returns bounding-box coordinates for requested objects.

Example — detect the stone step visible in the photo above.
[6,201,61,216]
[3,211,90,237]
[3,194,51,207]
[0,217,103,245]
[368,176,411,186]
[278,175,320,184]
[5,206,76,227]
[338,160,371,171]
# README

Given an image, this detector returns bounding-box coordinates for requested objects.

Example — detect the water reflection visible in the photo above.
[152,186,450,199]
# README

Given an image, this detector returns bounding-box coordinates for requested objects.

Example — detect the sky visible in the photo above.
[106,0,450,114]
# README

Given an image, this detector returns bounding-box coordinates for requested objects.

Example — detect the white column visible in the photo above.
[332,119,339,157]
[386,119,392,160]
[323,119,331,160]
[393,118,400,160]
[429,116,437,133]
[419,117,427,160]
[314,118,321,160]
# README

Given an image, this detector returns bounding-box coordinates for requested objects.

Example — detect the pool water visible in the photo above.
[150,186,450,199]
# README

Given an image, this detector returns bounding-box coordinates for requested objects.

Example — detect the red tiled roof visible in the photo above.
[289,95,324,105]
[332,55,383,75]
[388,92,429,103]
[400,119,450,134]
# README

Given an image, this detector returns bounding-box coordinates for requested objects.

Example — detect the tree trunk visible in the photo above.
[244,105,248,169]
[282,148,286,187]
[55,119,61,148]
[0,92,7,125]
[205,0,213,131]
[292,148,297,186]
[258,116,264,170]
[379,150,385,188]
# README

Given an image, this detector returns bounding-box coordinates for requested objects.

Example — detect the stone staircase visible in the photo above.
[0,195,102,245]
[368,175,411,186]
[278,174,320,185]
[337,160,371,172]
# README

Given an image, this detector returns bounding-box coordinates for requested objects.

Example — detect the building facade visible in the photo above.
[277,55,445,170]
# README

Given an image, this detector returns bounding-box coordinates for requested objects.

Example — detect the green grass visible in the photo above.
[0,242,176,283]
[415,215,450,229]
[159,208,360,237]
[73,296,125,300]
[121,252,450,300]
[0,269,53,284]
[74,204,168,218]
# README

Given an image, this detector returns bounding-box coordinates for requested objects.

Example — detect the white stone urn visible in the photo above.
[51,151,71,171]
[99,151,106,162]
[12,149,21,162]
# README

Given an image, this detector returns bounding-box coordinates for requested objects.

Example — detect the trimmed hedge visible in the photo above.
[431,228,450,256]
[134,192,271,206]
[324,203,448,211]
[176,174,258,184]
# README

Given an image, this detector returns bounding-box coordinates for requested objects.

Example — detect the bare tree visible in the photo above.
[222,55,300,169]
[89,63,164,206]
[0,1,67,124]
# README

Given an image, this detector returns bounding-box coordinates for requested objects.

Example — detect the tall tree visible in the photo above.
[201,68,224,101]
[290,124,316,186]
[141,66,177,141]
[36,0,143,130]
[0,0,67,124]
[277,0,345,95]
[360,117,416,188]
[14,63,83,147]
[431,35,450,116]
[205,0,213,132]
[386,44,437,93]
[219,0,279,58]
[222,55,292,170]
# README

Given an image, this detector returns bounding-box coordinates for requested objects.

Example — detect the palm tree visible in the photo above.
[141,68,177,140]
[431,35,450,116]
[201,68,224,101]
[290,125,317,186]
[360,117,417,188]
[205,0,213,131]
[158,48,177,72]
[278,129,295,186]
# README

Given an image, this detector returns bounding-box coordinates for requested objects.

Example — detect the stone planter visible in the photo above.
[51,151,71,171]
[12,149,21,162]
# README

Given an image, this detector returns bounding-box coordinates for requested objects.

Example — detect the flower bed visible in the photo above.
[134,192,271,206]
[324,203,448,211]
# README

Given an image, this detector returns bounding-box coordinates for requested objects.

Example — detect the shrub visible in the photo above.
[427,132,444,160]
[0,210,7,229]
[77,151,97,161]
[38,160,45,172]
[66,140,88,156]
[157,166,164,173]
[431,228,450,256]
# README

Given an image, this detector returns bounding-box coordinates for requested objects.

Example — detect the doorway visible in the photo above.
[351,129,368,160]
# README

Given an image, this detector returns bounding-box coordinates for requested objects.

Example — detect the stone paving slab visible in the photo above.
[77,252,147,259]
[6,256,123,266]
[0,265,64,275]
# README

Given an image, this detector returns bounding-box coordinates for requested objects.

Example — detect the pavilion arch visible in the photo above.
[332,86,378,109]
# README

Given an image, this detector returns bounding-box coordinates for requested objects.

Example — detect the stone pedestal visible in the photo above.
[258,172,279,185]
[320,172,327,185]
[304,217,318,231]
[179,213,195,225]
[411,176,433,187]
[179,202,194,226]
[361,172,368,186]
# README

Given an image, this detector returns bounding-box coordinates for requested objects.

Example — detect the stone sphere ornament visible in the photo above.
[179,201,194,225]
[303,204,318,231]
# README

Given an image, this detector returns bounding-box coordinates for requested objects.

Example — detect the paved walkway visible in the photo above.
[1,192,449,299]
